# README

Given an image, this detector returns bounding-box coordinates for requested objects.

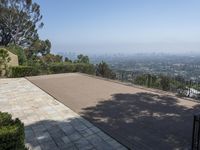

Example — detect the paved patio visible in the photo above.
[27,73,200,150]
[0,78,127,150]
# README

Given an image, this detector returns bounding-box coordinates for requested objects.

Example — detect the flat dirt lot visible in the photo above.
[27,73,200,150]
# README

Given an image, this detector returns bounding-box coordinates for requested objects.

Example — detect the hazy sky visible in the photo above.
[35,0,200,54]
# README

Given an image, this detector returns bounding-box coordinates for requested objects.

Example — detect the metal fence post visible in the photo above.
[192,114,200,150]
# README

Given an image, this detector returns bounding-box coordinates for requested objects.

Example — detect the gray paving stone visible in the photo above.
[62,146,78,150]
[25,139,41,150]
[117,145,129,150]
[69,131,82,142]
[40,141,59,150]
[54,138,73,149]
[86,134,115,150]
[62,136,71,144]
[36,132,53,144]
[106,138,123,149]
[32,146,42,150]
[74,137,94,150]
[61,125,76,135]
[32,124,47,134]
[74,124,88,132]
[25,129,35,140]
[49,128,66,139]
[97,131,111,141]
[89,126,101,133]
[79,128,94,137]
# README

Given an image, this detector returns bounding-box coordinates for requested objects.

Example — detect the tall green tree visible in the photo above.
[40,53,62,64]
[26,39,51,57]
[75,54,90,64]
[147,74,152,87]
[160,75,170,91]
[0,0,43,47]
[134,74,146,85]
[64,57,72,63]
[96,61,116,79]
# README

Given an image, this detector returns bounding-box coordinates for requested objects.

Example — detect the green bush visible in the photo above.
[8,63,95,77]
[49,63,95,75]
[74,63,95,74]
[0,112,27,150]
[8,66,39,77]
[49,63,75,74]
[95,61,116,79]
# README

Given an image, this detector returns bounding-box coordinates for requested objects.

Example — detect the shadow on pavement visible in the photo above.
[81,92,200,150]
[24,117,122,150]
[25,118,92,150]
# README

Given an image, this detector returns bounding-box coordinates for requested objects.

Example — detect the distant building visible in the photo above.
[186,88,200,98]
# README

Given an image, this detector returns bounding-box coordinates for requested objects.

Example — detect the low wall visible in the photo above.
[0,49,19,76]
[7,51,19,66]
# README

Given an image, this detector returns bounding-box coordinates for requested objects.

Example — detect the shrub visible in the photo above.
[96,61,116,79]
[8,66,39,77]
[0,112,27,150]
[74,63,95,75]
[49,63,95,75]
[8,63,95,77]
[160,75,170,91]
[49,63,75,74]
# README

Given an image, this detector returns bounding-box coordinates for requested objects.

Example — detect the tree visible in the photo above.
[26,39,51,57]
[0,0,43,47]
[64,57,72,63]
[0,48,11,75]
[134,74,146,86]
[160,75,170,91]
[147,74,152,87]
[96,61,116,79]
[75,54,89,64]
[187,80,192,97]
[40,54,62,64]
[39,39,51,56]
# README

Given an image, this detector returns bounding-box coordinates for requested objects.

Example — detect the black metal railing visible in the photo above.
[192,114,200,150]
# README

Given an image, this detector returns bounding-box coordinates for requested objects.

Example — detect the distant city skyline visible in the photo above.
[35,0,200,54]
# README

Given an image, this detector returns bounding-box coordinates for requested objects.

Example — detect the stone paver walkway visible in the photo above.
[0,78,127,150]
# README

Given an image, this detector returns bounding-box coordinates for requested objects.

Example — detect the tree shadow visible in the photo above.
[24,116,123,150]
[24,117,94,150]
[81,92,200,150]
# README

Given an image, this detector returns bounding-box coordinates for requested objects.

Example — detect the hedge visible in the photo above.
[8,63,95,78]
[0,112,27,150]
[48,63,95,75]
[74,63,95,74]
[48,63,75,74]
[8,66,39,77]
